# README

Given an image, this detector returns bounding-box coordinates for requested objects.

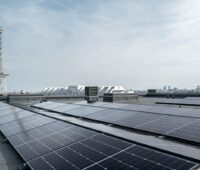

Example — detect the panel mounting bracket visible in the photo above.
[18,163,29,170]
[0,138,8,143]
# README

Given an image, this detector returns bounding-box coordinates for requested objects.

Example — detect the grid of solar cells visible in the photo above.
[0,105,13,110]
[145,106,200,119]
[52,104,83,113]
[120,104,156,112]
[7,121,97,162]
[74,101,128,107]
[66,106,107,117]
[88,110,200,144]
[147,106,191,114]
[70,102,200,120]
[0,106,22,117]
[28,134,198,170]
[168,120,200,143]
[87,109,137,122]
[121,104,200,118]
[0,110,35,125]
[1,115,56,137]
[33,101,200,118]
[40,102,66,110]
[32,101,200,144]
[146,106,177,114]
[157,98,200,106]
[1,102,199,169]
[32,101,57,108]
[95,102,130,109]
[114,112,164,128]
[74,101,109,106]
[188,109,200,118]
[73,100,88,105]
[137,116,196,134]
[74,101,200,119]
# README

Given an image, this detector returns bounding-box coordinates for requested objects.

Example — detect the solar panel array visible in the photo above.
[156,97,200,106]
[33,101,200,145]
[0,102,199,170]
[73,100,199,116]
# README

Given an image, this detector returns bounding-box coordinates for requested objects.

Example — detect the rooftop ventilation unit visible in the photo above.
[85,86,99,103]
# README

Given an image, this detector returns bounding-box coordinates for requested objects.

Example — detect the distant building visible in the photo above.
[42,85,85,96]
[42,85,133,96]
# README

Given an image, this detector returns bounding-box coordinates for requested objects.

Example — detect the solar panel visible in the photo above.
[33,101,66,110]
[185,97,200,100]
[52,104,83,112]
[0,110,35,125]
[32,101,56,108]
[121,104,155,112]
[27,158,54,170]
[128,145,198,170]
[69,142,106,162]
[58,147,94,169]
[88,101,109,107]
[33,101,200,118]
[188,109,200,118]
[91,134,132,150]
[98,102,130,109]
[121,103,200,118]
[1,115,56,137]
[74,101,107,106]
[7,121,97,162]
[27,134,198,170]
[88,111,200,145]
[137,116,196,134]
[146,106,173,113]
[0,105,13,110]
[73,101,130,108]
[168,120,200,143]
[1,102,198,169]
[0,106,22,117]
[41,102,66,110]
[94,158,134,170]
[66,106,107,117]
[32,101,54,107]
[114,112,163,128]
[86,109,137,122]
[8,121,73,146]
[155,107,200,118]
[32,101,200,145]
[73,100,88,105]
[43,152,78,170]
[157,97,200,106]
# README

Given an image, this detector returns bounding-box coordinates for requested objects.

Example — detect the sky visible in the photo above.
[0,0,200,91]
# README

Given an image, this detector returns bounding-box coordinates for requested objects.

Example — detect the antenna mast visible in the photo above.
[0,27,8,96]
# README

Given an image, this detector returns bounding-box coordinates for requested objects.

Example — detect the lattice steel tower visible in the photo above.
[0,27,8,96]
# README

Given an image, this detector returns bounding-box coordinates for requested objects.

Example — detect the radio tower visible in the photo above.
[0,27,8,96]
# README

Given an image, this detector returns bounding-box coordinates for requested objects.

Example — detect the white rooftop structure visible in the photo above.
[42,85,133,96]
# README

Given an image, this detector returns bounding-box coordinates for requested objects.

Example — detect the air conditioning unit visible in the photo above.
[85,86,99,103]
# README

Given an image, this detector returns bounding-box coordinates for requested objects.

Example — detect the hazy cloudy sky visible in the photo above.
[0,0,200,91]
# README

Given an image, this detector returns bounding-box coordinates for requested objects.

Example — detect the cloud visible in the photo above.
[0,0,200,91]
